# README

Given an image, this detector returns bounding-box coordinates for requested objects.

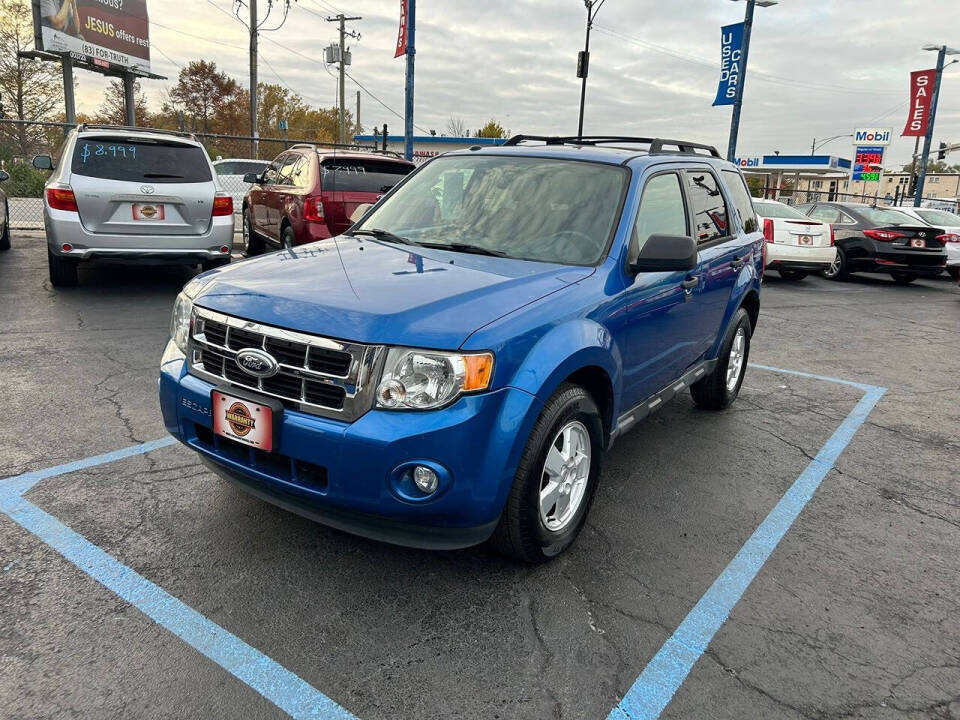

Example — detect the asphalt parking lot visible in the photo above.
[1,233,958,720]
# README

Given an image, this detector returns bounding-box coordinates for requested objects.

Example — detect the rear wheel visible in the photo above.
[242,206,264,257]
[690,307,751,411]
[47,249,78,287]
[890,271,918,285]
[822,248,848,280]
[778,269,808,281]
[0,202,10,251]
[280,225,296,249]
[946,267,958,280]
[490,383,603,563]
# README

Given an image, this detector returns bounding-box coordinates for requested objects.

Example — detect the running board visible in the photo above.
[608,359,717,448]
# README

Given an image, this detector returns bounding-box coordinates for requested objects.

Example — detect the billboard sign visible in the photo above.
[902,69,936,137]
[34,0,150,74]
[852,146,884,182]
[712,22,744,106]
[852,128,892,146]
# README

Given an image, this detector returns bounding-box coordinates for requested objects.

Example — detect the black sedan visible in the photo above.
[795,202,947,284]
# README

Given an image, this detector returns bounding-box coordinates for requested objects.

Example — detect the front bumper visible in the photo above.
[159,343,542,549]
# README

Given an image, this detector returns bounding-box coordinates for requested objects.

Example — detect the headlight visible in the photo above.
[375,348,494,410]
[170,292,193,353]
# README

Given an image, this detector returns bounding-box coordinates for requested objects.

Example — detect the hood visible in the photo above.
[194,235,592,348]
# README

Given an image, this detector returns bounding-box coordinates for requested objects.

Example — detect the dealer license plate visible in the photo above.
[132,203,165,220]
[212,391,274,451]
[910,238,924,248]
[798,235,813,246]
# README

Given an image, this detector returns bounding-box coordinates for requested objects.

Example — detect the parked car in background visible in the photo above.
[0,170,10,252]
[753,198,835,280]
[160,135,764,562]
[886,206,960,278]
[213,158,270,213]
[35,124,234,287]
[241,145,415,254]
[794,202,947,284]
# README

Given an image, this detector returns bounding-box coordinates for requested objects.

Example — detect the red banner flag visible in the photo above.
[902,69,937,137]
[394,0,408,58]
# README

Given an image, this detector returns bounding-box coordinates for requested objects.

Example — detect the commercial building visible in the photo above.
[353,134,506,162]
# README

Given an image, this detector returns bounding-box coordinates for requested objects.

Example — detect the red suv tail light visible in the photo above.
[212,195,233,216]
[936,233,959,244]
[46,187,78,212]
[303,196,325,223]
[762,218,774,243]
[863,228,906,242]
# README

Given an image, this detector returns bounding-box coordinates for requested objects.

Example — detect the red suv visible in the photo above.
[241,146,415,254]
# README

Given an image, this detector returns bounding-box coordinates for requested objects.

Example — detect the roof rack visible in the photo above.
[502,135,721,158]
[75,123,197,140]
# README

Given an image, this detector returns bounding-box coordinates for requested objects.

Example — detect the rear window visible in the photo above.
[320,158,413,194]
[754,201,811,220]
[857,206,914,226]
[71,138,212,183]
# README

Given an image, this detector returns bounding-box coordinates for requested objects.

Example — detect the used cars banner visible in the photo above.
[713,22,744,107]
[34,0,151,74]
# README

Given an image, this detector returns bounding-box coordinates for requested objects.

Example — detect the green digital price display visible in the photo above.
[860,172,880,182]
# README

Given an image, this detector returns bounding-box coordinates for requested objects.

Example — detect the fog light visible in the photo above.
[219,245,230,254]
[412,466,438,494]
[61,243,72,252]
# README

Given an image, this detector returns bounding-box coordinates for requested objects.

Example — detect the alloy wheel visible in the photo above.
[726,327,746,393]
[538,420,591,532]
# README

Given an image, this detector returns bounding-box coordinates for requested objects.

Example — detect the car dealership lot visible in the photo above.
[1,235,958,720]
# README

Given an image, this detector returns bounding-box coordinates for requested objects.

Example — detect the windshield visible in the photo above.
[857,206,915,226]
[354,155,629,265]
[71,138,212,183]
[754,201,811,220]
[916,208,960,226]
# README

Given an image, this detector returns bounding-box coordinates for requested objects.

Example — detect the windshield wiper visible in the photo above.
[420,242,508,257]
[352,228,420,247]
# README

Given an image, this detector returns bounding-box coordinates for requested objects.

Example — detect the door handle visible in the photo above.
[681,275,699,290]
[730,255,746,270]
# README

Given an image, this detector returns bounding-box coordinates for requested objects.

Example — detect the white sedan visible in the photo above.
[213,158,271,213]
[753,199,836,280]
[885,206,960,279]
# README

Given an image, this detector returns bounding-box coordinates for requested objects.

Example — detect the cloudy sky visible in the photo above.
[72,0,960,167]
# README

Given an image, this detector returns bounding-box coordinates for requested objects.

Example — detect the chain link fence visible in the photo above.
[748,178,959,213]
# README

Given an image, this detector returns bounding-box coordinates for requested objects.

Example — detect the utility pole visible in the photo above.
[576,0,605,140]
[249,0,258,157]
[914,45,958,206]
[404,0,415,161]
[327,14,362,144]
[726,0,778,162]
[356,90,361,138]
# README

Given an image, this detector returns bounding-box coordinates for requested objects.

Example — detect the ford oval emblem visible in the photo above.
[140,184,155,194]
[235,348,279,378]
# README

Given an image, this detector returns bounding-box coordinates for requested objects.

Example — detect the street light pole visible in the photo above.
[576,0,605,140]
[914,45,954,206]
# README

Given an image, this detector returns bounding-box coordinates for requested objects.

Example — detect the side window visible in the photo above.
[838,212,857,225]
[809,205,841,223]
[721,169,758,233]
[214,162,233,176]
[291,156,312,188]
[629,173,688,264]
[262,158,282,185]
[684,170,728,244]
[276,154,299,186]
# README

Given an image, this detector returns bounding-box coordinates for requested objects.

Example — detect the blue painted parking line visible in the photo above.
[0,364,885,720]
[608,366,886,720]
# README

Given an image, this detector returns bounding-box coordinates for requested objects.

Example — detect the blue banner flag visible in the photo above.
[713,22,744,107]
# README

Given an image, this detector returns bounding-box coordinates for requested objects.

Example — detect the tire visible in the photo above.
[490,383,604,563]
[0,202,10,251]
[48,248,78,287]
[690,307,751,411]
[890,271,918,285]
[280,225,296,249]
[822,248,848,280]
[945,267,958,280]
[242,206,264,257]
[201,257,231,272]
[777,269,808,281]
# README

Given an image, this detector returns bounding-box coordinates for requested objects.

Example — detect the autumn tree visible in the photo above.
[95,79,150,126]
[0,0,63,157]
[165,60,243,134]
[476,119,507,139]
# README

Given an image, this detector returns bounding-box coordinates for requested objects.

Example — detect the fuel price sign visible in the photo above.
[853,145,885,182]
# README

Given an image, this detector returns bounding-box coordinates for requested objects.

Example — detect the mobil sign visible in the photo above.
[734,157,761,168]
[853,128,892,146]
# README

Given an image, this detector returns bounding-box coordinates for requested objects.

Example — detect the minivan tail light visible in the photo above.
[212,195,233,216]
[936,233,959,244]
[763,218,775,243]
[863,228,906,242]
[303,196,325,222]
[47,187,78,212]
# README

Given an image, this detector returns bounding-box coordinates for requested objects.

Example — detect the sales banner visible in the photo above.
[33,0,150,74]
[394,0,407,58]
[712,22,744,106]
[902,69,936,137]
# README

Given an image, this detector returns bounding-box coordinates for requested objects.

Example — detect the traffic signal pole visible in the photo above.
[914,45,946,206]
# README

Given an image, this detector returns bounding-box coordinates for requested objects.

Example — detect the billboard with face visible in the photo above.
[35,0,150,74]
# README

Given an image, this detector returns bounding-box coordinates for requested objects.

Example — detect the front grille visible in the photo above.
[187,307,383,422]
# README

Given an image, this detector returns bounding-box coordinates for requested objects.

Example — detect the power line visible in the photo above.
[152,20,245,50]
[345,70,430,134]
[151,43,183,69]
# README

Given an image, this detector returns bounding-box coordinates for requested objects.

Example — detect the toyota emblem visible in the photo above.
[140,185,155,195]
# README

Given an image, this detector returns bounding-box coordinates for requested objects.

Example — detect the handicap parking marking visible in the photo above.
[0,364,886,720]
[608,365,886,720]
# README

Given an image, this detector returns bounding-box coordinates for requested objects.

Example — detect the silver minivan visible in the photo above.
[35,125,235,287]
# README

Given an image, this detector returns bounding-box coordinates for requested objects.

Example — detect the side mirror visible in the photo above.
[242,172,262,184]
[630,234,697,273]
[349,203,373,224]
[33,155,53,171]
[0,170,9,182]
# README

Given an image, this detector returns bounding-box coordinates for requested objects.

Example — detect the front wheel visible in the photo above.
[822,248,848,280]
[778,269,808,281]
[690,307,751,411]
[890,271,918,285]
[490,383,603,563]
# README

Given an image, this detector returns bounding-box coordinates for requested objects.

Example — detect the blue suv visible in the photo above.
[159,136,763,562]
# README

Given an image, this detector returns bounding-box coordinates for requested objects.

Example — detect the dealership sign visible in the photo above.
[712,22,744,107]
[33,0,150,74]
[853,128,892,146]
[902,69,936,137]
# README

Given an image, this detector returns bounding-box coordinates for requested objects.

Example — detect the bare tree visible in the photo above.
[445,116,468,137]
[95,79,150,126]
